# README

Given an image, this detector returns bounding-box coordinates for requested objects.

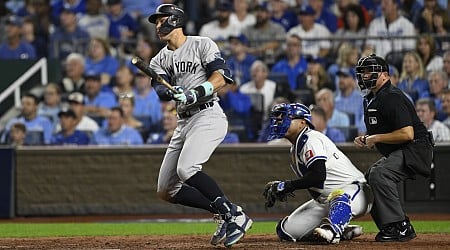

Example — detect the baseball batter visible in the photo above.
[263,103,373,244]
[147,4,252,248]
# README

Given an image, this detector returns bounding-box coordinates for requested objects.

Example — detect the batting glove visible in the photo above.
[173,89,198,106]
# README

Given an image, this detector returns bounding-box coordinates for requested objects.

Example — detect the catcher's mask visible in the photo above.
[268,103,314,140]
[355,54,389,91]
[148,4,185,35]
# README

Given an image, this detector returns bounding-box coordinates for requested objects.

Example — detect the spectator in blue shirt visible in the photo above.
[315,88,350,128]
[83,71,118,125]
[271,34,308,90]
[106,0,138,44]
[91,107,143,145]
[397,51,430,103]
[227,34,257,85]
[49,7,90,60]
[51,108,90,145]
[334,68,365,134]
[51,0,86,26]
[1,93,53,145]
[147,104,178,145]
[0,15,36,59]
[269,0,298,32]
[133,71,162,130]
[310,105,346,143]
[84,37,120,86]
[308,0,338,33]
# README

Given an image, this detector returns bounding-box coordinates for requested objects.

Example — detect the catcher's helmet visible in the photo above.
[268,103,314,140]
[148,4,185,34]
[355,54,389,90]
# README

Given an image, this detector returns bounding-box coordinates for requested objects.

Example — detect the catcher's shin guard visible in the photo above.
[327,189,353,235]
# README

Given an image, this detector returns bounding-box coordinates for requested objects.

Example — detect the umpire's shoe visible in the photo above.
[375,217,416,242]
[224,207,253,247]
[210,214,227,245]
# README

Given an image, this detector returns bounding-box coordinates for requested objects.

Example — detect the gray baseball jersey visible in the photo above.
[150,36,231,113]
[152,36,230,197]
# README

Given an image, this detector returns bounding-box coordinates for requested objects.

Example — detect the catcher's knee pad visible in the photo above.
[276,216,296,242]
[327,189,352,235]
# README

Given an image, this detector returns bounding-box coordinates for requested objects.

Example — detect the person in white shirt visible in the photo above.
[416,98,450,142]
[364,0,416,58]
[240,60,277,119]
[198,1,240,55]
[287,5,331,59]
[59,92,99,134]
[78,0,110,39]
[229,0,255,30]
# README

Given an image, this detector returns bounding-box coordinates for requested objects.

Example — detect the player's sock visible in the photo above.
[173,184,217,213]
[185,171,224,201]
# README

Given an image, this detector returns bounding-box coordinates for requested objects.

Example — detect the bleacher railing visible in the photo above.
[0,58,48,107]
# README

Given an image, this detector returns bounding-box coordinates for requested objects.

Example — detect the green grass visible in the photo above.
[1,221,450,238]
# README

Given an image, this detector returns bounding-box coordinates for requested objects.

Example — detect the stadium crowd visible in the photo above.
[1,0,450,145]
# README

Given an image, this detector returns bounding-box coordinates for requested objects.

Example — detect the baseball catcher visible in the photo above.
[264,103,373,244]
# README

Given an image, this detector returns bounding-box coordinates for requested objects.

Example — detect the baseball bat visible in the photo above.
[130,56,177,93]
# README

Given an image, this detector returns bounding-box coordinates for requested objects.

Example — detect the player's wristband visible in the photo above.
[193,81,214,98]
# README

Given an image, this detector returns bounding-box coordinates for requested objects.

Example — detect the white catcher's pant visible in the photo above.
[157,103,228,197]
[282,182,373,240]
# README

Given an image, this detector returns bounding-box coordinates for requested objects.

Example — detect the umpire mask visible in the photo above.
[355,54,389,91]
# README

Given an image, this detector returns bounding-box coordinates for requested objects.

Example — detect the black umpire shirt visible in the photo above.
[363,81,428,157]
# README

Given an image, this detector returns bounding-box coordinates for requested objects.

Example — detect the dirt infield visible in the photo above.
[1,214,450,249]
[1,233,450,249]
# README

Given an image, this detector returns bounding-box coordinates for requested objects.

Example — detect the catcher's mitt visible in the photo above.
[262,181,295,208]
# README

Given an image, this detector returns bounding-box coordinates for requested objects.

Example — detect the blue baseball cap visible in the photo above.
[337,68,356,79]
[297,5,316,16]
[229,34,249,46]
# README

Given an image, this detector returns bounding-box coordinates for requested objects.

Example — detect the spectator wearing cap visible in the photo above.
[271,34,308,90]
[334,68,365,134]
[60,92,99,133]
[287,5,331,59]
[311,105,346,143]
[84,37,120,86]
[229,0,256,30]
[1,93,53,145]
[0,15,36,59]
[91,107,143,145]
[198,1,240,55]
[78,0,110,40]
[364,0,416,58]
[59,53,87,95]
[307,0,338,33]
[51,0,86,26]
[242,3,286,65]
[50,108,90,145]
[227,34,257,85]
[49,7,90,60]
[105,0,138,44]
[132,70,162,131]
[268,0,298,32]
[83,71,118,124]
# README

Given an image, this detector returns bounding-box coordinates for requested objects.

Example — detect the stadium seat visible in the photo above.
[25,131,44,145]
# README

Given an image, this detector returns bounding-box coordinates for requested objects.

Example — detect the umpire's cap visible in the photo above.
[148,4,185,24]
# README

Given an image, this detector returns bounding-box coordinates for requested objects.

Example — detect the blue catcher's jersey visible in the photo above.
[289,128,365,200]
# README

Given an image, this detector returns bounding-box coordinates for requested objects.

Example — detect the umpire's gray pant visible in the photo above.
[365,149,415,229]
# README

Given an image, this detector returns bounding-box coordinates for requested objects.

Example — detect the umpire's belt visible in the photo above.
[178,102,214,119]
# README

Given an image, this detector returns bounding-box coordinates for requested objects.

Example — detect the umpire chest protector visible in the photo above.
[364,81,429,157]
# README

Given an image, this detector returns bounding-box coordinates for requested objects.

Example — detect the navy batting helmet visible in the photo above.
[355,54,389,90]
[148,4,185,34]
[268,103,314,140]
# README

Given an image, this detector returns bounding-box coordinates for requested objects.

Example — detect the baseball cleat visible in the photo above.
[314,227,340,244]
[223,210,253,247]
[210,214,227,245]
[342,225,363,240]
